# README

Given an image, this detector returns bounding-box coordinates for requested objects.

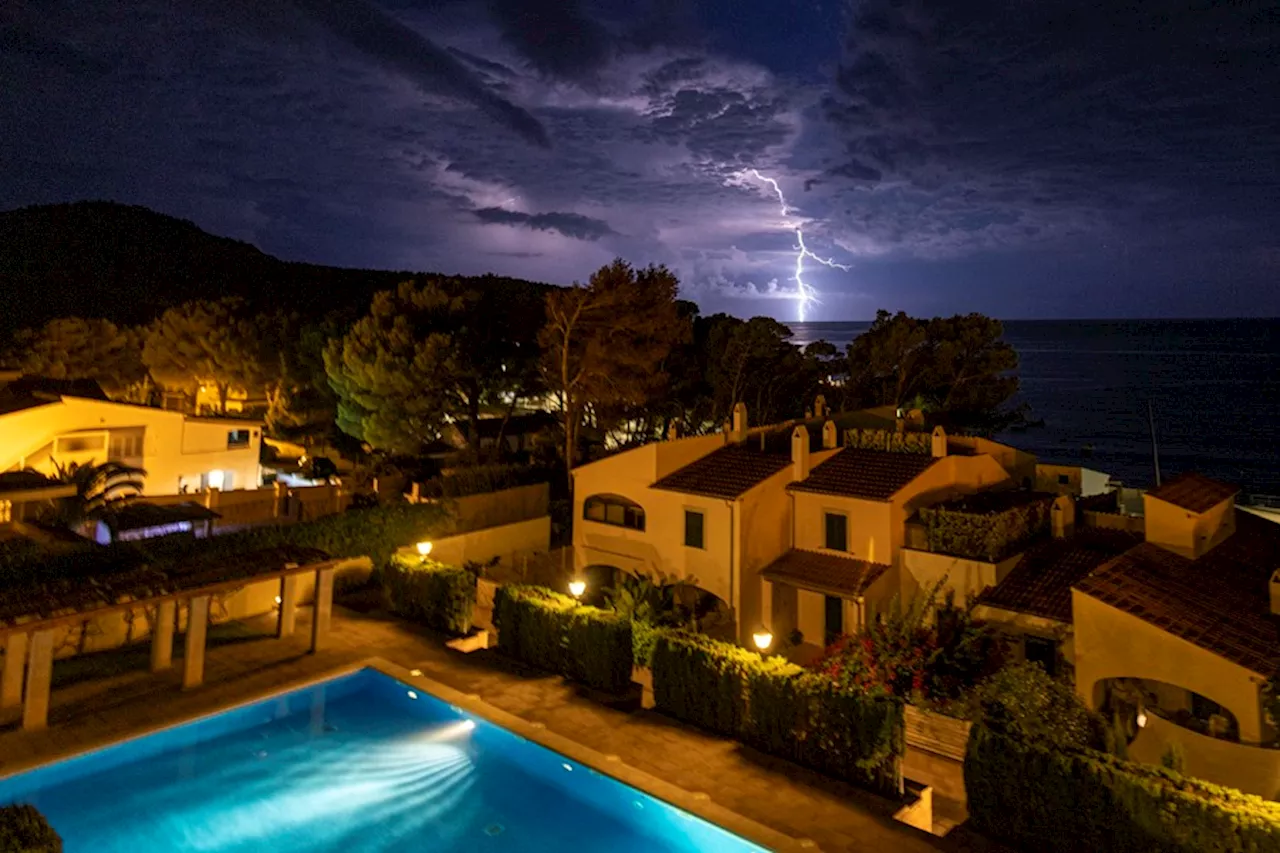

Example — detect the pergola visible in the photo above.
[0,546,371,732]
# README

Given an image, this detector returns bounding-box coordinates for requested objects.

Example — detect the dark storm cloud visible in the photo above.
[822,1,1280,257]
[486,0,614,81]
[473,207,618,241]
[288,0,550,146]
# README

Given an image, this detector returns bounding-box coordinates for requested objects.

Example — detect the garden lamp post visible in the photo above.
[752,627,773,652]
[568,579,586,599]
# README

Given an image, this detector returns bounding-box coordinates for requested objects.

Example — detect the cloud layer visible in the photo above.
[0,0,1276,319]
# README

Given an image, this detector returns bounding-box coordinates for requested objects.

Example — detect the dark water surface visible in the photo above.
[787,319,1280,495]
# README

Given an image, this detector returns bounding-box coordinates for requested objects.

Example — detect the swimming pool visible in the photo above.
[0,668,770,852]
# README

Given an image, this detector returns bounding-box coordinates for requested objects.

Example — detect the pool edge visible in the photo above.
[1,656,810,853]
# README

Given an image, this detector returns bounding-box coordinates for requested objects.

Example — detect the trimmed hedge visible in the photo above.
[844,428,931,455]
[0,804,61,853]
[493,585,633,694]
[920,496,1052,562]
[651,632,905,795]
[381,555,476,635]
[966,726,1280,853]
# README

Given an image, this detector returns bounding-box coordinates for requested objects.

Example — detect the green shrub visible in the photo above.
[651,631,906,795]
[970,661,1108,751]
[381,555,476,635]
[843,428,931,454]
[493,585,633,693]
[965,726,1280,853]
[632,619,660,668]
[749,667,904,795]
[0,804,61,853]
[650,632,755,737]
[919,496,1052,561]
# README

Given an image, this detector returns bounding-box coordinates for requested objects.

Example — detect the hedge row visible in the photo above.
[965,726,1280,853]
[422,465,550,499]
[651,632,905,795]
[493,585,633,694]
[0,502,450,590]
[381,555,476,635]
[0,804,61,853]
[919,497,1052,562]
[843,428,931,455]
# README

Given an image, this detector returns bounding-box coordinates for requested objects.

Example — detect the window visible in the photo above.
[109,433,143,460]
[684,510,705,549]
[583,494,645,531]
[227,429,251,449]
[824,512,848,552]
[1024,635,1057,677]
[1058,474,1070,485]
[54,434,106,455]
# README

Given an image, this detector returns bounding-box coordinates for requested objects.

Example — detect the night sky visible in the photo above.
[3,2,1277,320]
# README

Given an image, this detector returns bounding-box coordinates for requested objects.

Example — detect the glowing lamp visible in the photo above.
[461,720,476,732]
[1136,710,1148,729]
[752,629,774,652]
[416,541,433,557]
[568,579,586,599]
[274,595,282,605]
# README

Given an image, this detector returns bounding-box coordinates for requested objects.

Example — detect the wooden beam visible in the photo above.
[277,575,300,638]
[150,600,176,672]
[310,567,335,654]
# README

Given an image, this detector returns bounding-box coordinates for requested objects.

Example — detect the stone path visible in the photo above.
[0,606,1009,853]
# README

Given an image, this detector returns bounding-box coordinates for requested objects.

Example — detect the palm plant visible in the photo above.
[45,459,147,527]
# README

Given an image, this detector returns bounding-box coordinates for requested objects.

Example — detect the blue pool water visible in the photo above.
[0,669,766,852]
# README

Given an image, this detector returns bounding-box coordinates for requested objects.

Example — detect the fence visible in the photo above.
[133,483,351,532]
[407,482,549,533]
[904,704,972,762]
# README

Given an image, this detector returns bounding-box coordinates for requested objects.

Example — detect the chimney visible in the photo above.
[1271,569,1279,616]
[732,402,748,442]
[667,419,681,441]
[792,425,810,481]
[931,426,948,458]
[1051,495,1076,539]
[814,394,827,419]
[822,420,838,449]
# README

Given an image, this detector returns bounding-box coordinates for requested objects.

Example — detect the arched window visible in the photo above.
[583,494,645,531]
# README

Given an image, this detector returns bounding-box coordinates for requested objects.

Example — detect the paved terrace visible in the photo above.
[0,604,1005,853]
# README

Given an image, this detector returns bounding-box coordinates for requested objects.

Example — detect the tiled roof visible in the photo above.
[761,549,891,599]
[1074,512,1280,675]
[0,377,109,415]
[789,448,938,501]
[651,445,792,499]
[1146,472,1239,514]
[977,529,1142,622]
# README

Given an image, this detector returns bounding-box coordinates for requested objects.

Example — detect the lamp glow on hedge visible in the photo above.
[752,627,774,652]
[416,541,433,557]
[568,579,586,599]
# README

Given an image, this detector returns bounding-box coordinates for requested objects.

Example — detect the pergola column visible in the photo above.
[277,575,300,638]
[310,567,335,653]
[182,596,210,690]
[22,630,55,731]
[151,600,176,672]
[1,632,28,710]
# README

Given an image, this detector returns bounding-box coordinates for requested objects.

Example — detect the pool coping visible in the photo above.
[0,657,811,853]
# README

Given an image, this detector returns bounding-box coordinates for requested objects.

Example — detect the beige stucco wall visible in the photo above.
[793,493,893,563]
[0,398,261,496]
[900,548,1020,605]
[1129,711,1280,800]
[1072,590,1265,744]
[1142,495,1236,559]
[402,516,552,569]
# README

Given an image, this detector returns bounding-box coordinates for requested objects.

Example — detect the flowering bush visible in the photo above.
[811,581,1004,709]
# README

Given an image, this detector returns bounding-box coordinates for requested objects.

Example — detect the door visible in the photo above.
[824,595,844,646]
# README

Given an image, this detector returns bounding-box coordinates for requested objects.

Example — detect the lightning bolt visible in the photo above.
[748,170,850,322]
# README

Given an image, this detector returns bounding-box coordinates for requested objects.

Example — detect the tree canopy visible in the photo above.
[141,298,261,413]
[539,259,689,485]
[6,317,149,400]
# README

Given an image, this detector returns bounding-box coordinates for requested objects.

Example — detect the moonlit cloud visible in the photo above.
[0,0,1276,319]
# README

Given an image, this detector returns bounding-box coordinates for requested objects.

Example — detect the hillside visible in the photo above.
[0,201,550,334]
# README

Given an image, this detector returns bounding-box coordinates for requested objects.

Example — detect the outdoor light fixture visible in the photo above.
[416,541,433,557]
[407,691,418,700]
[568,579,586,599]
[274,595,282,605]
[752,628,774,652]
[1136,709,1148,729]
[461,720,475,732]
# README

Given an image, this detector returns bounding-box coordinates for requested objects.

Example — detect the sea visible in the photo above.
[786,319,1280,497]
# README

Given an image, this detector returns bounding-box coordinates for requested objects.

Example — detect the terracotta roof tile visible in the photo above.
[1073,513,1280,675]
[651,445,792,499]
[761,548,890,598]
[1146,472,1239,514]
[977,529,1142,622]
[789,448,938,501]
